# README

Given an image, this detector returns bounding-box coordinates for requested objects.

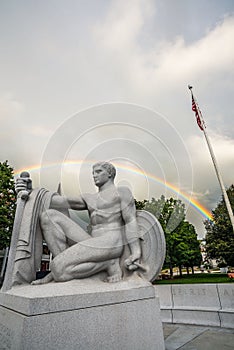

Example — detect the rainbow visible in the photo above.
[14,161,213,221]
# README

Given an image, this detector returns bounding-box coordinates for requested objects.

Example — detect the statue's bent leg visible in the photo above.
[40,209,90,257]
[32,259,122,284]
[50,261,107,282]
[50,233,123,282]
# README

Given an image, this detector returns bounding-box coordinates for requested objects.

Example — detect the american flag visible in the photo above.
[191,94,204,131]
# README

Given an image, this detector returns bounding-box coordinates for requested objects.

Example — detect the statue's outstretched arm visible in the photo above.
[50,194,87,211]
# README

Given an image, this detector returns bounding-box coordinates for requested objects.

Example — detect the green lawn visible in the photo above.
[153,273,234,284]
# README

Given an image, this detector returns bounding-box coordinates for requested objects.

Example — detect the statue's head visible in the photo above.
[20,171,30,178]
[93,162,116,181]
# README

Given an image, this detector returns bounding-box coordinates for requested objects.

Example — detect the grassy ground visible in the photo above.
[153,273,234,284]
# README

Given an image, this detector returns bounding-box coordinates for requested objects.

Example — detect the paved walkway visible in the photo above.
[163,323,234,350]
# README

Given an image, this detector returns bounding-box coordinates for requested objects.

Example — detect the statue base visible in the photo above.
[0,278,164,350]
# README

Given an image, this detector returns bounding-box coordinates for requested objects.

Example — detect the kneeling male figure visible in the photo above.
[30,162,141,284]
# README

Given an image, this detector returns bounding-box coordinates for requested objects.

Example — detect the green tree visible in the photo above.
[205,184,234,266]
[134,199,147,210]
[0,161,16,249]
[136,196,202,277]
[174,221,202,275]
[145,196,185,277]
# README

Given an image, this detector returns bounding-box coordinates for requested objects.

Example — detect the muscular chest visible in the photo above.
[86,191,121,214]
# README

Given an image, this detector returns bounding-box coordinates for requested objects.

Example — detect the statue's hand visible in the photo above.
[15,178,31,201]
[124,254,147,273]
[124,255,140,271]
[15,178,27,194]
[18,190,29,201]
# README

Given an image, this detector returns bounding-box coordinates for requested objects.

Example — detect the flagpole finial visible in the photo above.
[188,85,193,90]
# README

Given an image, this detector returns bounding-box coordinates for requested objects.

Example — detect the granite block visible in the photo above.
[160,309,173,323]
[219,311,234,329]
[0,278,154,316]
[172,309,220,327]
[217,284,234,310]
[154,285,172,309]
[172,284,221,310]
[0,280,165,350]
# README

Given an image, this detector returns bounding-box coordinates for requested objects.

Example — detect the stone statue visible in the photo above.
[33,161,142,284]
[2,162,165,291]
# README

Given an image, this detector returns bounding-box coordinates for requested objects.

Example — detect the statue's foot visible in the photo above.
[106,273,122,283]
[31,272,54,285]
[106,258,122,283]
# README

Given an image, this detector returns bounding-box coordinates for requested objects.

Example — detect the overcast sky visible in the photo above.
[1,0,234,237]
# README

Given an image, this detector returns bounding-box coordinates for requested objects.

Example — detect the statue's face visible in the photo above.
[92,165,111,187]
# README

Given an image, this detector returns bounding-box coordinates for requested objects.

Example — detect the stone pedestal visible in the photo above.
[0,279,164,350]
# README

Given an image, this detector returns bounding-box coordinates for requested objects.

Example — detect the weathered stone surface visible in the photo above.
[2,188,52,291]
[218,285,234,329]
[171,284,220,310]
[172,309,221,327]
[217,284,234,310]
[219,311,234,329]
[160,309,173,323]
[155,284,172,309]
[0,278,154,316]
[155,284,234,328]
[0,280,165,350]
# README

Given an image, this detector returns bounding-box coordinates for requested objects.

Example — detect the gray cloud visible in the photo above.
[0,0,234,237]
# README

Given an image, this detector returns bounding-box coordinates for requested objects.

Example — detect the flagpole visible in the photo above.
[188,85,234,232]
